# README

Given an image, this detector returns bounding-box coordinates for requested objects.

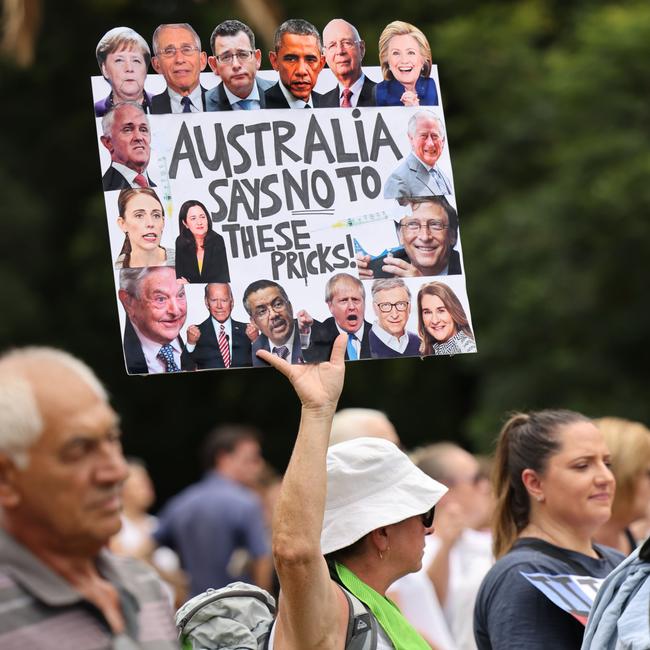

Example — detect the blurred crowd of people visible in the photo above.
[1,343,649,648]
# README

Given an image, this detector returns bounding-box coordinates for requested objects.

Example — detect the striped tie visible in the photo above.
[218,324,231,368]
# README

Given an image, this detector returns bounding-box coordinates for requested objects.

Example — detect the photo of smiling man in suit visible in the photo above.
[183,282,252,369]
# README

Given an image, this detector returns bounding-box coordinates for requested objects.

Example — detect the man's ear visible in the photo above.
[254,49,262,71]
[269,50,278,71]
[100,134,113,154]
[395,221,403,245]
[0,454,21,508]
[207,55,218,74]
[118,289,134,319]
[151,56,162,74]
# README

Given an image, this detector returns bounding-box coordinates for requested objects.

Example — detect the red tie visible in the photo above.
[133,174,149,188]
[341,88,353,108]
[218,324,231,368]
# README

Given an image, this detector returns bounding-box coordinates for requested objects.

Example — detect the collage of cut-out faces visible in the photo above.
[93,18,477,374]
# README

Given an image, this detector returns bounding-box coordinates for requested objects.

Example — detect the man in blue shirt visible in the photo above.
[154,426,272,595]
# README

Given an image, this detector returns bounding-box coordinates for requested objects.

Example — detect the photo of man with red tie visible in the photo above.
[183,282,253,369]
[100,101,156,191]
[320,19,376,108]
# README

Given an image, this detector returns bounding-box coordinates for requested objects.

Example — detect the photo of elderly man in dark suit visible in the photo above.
[100,102,156,191]
[150,23,207,114]
[182,282,252,369]
[320,19,376,108]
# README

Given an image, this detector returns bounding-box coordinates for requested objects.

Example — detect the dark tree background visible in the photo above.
[1,0,648,505]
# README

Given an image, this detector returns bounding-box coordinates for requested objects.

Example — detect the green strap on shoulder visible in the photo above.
[335,562,431,650]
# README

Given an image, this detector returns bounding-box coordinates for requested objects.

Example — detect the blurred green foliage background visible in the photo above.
[1,0,648,502]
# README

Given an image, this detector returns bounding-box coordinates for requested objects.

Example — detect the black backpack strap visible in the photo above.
[337,583,377,650]
[326,559,377,650]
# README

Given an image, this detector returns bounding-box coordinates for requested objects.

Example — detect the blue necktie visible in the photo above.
[429,167,452,195]
[346,334,358,360]
[181,96,193,113]
[236,99,255,110]
[157,344,181,372]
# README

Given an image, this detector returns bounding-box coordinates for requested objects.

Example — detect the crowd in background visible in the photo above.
[110,409,650,649]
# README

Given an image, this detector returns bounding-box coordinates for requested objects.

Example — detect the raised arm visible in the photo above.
[258,335,349,650]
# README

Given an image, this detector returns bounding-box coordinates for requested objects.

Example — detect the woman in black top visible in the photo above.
[175,199,230,284]
[474,410,624,650]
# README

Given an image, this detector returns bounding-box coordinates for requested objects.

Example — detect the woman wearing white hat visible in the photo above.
[258,334,448,650]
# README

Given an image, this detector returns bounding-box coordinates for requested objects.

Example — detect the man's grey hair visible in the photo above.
[329,408,399,447]
[152,23,201,55]
[324,273,365,304]
[101,100,147,137]
[0,348,107,469]
[371,278,411,300]
[407,110,446,139]
[119,266,161,298]
[412,442,465,483]
[204,282,233,301]
[273,19,321,51]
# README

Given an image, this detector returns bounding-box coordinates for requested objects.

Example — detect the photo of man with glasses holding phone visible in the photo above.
[150,22,207,113]
[357,196,462,279]
[206,20,273,111]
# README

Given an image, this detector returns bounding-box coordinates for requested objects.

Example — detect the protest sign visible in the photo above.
[92,20,477,374]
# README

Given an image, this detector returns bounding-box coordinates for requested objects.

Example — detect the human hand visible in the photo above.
[257,334,346,414]
[297,309,313,332]
[356,253,374,279]
[186,325,201,345]
[246,322,259,342]
[435,498,465,547]
[401,90,420,106]
[382,254,421,277]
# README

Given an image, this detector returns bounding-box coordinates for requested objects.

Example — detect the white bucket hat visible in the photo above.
[321,437,448,555]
